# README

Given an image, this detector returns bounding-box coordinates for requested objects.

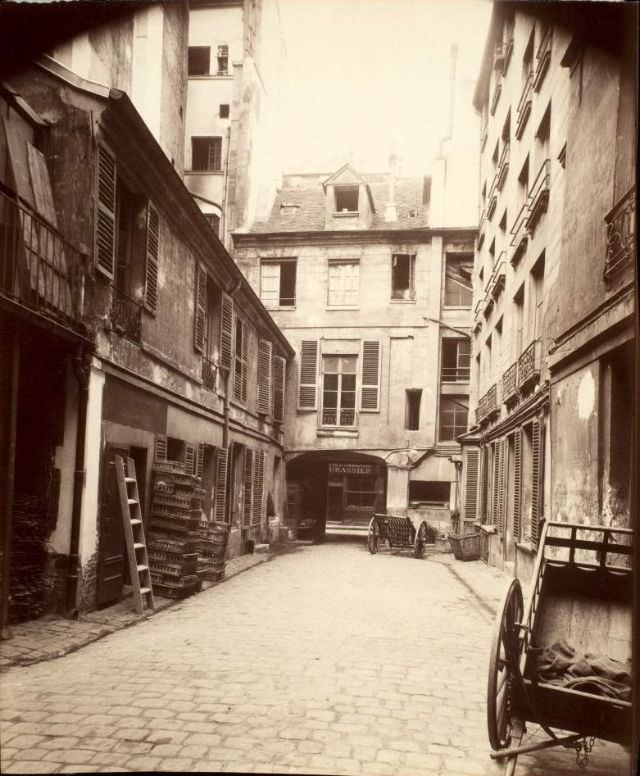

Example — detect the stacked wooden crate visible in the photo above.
[147,462,202,599]
[196,522,228,582]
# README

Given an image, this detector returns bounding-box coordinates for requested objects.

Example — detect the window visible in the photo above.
[345,475,376,507]
[535,104,551,168]
[204,213,220,235]
[409,480,450,505]
[405,389,422,430]
[529,252,545,340]
[322,355,357,426]
[234,316,248,403]
[514,284,525,355]
[391,254,415,300]
[334,185,359,213]
[523,28,534,80]
[217,44,229,75]
[441,339,471,382]
[191,137,222,172]
[188,46,210,76]
[444,254,473,307]
[328,260,359,307]
[518,156,530,204]
[219,104,230,119]
[260,259,296,307]
[499,210,507,233]
[166,436,186,463]
[439,396,469,441]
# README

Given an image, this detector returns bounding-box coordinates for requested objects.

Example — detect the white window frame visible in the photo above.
[321,355,358,428]
[327,259,360,308]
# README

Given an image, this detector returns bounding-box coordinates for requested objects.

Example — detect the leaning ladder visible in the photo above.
[115,455,155,614]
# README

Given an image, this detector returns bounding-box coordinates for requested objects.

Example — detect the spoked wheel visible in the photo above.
[487,578,524,753]
[367,517,379,554]
[413,521,428,558]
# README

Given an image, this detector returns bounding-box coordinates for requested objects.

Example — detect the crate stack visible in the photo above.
[147,463,203,599]
[196,522,228,582]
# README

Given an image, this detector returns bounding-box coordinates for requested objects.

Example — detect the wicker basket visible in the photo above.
[448,532,482,561]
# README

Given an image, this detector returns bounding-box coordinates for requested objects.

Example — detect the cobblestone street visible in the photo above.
[0,540,631,775]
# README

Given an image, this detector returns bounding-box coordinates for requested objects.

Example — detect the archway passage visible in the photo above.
[286,451,386,542]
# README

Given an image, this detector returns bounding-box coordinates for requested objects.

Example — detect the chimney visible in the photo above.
[438,43,458,159]
[385,152,398,222]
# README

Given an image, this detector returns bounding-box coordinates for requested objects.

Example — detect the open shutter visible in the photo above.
[531,420,544,544]
[234,317,248,403]
[185,443,196,476]
[298,340,318,409]
[360,340,381,411]
[463,448,480,522]
[512,429,522,541]
[243,448,253,527]
[196,443,205,480]
[490,443,499,525]
[497,438,506,532]
[194,264,207,353]
[154,434,168,463]
[144,202,159,314]
[257,339,272,414]
[272,355,286,423]
[220,292,234,371]
[95,144,116,278]
[213,447,228,523]
[251,450,265,527]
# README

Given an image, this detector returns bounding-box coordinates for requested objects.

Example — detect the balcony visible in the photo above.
[496,144,510,191]
[527,159,550,233]
[518,339,541,391]
[533,29,552,92]
[510,202,529,266]
[0,186,87,335]
[604,186,635,281]
[515,74,533,139]
[441,365,471,383]
[202,355,217,391]
[485,383,499,418]
[490,257,506,300]
[490,75,502,116]
[111,289,142,342]
[502,362,518,405]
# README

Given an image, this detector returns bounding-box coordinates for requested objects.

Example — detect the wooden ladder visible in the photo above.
[115,455,155,614]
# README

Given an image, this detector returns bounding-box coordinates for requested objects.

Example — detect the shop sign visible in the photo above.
[328,462,373,475]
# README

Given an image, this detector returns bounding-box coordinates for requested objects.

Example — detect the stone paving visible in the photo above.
[0,538,631,775]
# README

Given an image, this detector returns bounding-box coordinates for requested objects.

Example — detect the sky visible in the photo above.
[276,0,492,175]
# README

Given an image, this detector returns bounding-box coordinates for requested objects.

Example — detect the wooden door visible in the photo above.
[96,444,128,606]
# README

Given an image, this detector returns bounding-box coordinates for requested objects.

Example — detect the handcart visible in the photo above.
[487,520,632,774]
[367,513,429,559]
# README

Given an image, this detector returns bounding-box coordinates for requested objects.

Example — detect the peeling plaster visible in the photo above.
[577,369,596,419]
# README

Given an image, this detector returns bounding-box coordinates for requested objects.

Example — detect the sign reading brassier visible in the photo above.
[328,463,374,475]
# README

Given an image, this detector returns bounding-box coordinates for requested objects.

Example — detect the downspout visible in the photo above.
[65,344,90,616]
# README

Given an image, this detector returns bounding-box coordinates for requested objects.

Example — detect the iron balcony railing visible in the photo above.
[202,355,217,391]
[527,159,550,232]
[111,288,142,342]
[533,28,553,92]
[518,339,541,390]
[490,257,506,300]
[490,74,502,116]
[321,408,357,427]
[604,186,635,280]
[0,186,86,332]
[510,201,529,266]
[502,362,518,404]
[485,383,499,416]
[516,73,533,139]
[441,366,471,383]
[496,144,510,191]
[487,175,498,220]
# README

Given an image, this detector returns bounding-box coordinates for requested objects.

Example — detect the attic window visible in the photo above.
[334,185,359,213]
[280,203,300,216]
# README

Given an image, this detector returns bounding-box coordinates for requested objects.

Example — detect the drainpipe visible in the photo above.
[65,344,90,616]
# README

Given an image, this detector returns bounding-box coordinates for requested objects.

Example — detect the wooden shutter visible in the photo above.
[490,443,499,525]
[243,448,253,527]
[512,429,522,541]
[196,443,205,480]
[194,264,207,353]
[463,449,480,521]
[219,292,234,371]
[213,447,228,523]
[497,438,506,532]
[298,340,318,409]
[95,144,116,278]
[531,420,544,544]
[272,355,286,423]
[234,317,248,403]
[144,202,159,314]
[185,443,196,476]
[154,434,167,463]
[360,340,381,411]
[251,450,265,527]
[257,339,273,414]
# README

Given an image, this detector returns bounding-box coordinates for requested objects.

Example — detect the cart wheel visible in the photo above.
[367,517,379,554]
[487,578,523,752]
[413,521,428,558]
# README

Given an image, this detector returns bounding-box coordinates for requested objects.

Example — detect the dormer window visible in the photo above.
[334,185,359,214]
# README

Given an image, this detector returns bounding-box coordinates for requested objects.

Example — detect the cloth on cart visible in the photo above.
[536,639,631,701]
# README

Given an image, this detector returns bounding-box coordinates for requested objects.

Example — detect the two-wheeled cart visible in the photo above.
[367,513,429,558]
[487,520,632,775]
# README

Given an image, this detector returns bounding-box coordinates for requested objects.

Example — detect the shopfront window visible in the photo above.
[345,475,377,507]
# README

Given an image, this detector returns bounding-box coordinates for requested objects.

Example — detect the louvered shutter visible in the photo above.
[95,144,116,278]
[497,438,506,532]
[272,355,286,423]
[144,202,159,314]
[154,434,167,463]
[185,443,196,476]
[480,446,489,523]
[251,450,265,527]
[234,317,248,403]
[360,340,381,411]
[219,292,234,371]
[512,429,522,541]
[531,420,544,544]
[491,442,500,525]
[196,443,205,480]
[243,448,253,527]
[194,264,207,353]
[463,449,480,521]
[213,447,228,523]
[257,339,272,415]
[298,340,318,409]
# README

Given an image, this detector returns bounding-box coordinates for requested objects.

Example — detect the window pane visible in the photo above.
[324,373,338,390]
[341,390,356,409]
[340,357,357,374]
[324,357,339,374]
[280,262,296,306]
[323,389,338,408]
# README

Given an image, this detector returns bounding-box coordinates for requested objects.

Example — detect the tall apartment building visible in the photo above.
[233,163,475,541]
[461,2,636,580]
